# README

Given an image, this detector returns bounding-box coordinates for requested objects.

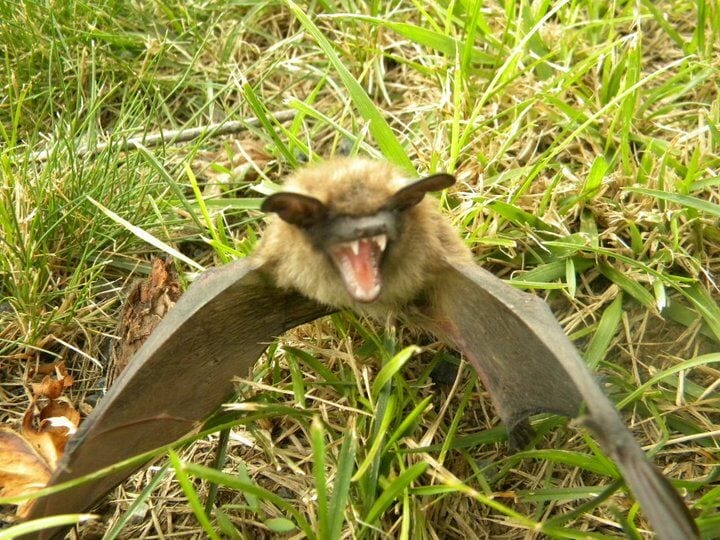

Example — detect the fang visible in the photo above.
[373,234,387,252]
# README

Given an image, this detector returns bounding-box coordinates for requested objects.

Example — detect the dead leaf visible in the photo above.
[0,362,82,516]
[39,399,81,427]
[22,408,63,472]
[0,427,52,517]
[33,362,60,376]
[0,400,81,516]
[31,361,74,398]
[32,375,64,399]
[37,399,81,456]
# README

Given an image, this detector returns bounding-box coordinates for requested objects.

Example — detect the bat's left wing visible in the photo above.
[24,257,332,540]
[424,261,698,540]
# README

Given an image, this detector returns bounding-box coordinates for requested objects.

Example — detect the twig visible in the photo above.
[29,109,298,162]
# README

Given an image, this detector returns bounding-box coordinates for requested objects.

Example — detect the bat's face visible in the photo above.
[260,166,455,304]
[305,207,396,303]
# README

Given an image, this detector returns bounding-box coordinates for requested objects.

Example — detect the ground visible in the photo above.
[0,1,718,538]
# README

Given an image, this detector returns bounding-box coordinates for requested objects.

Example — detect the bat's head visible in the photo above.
[259,158,457,306]
[255,158,472,310]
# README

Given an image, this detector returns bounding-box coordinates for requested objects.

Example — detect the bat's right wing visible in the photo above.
[424,261,698,540]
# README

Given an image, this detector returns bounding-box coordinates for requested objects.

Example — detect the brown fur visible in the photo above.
[255,157,472,316]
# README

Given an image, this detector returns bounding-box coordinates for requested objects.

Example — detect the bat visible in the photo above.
[23,157,697,539]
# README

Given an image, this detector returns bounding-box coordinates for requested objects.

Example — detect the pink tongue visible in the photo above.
[334,239,380,301]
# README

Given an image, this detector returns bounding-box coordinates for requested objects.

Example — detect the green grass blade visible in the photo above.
[241,80,299,167]
[168,450,221,540]
[214,507,241,539]
[584,293,623,370]
[328,425,356,539]
[337,15,495,65]
[624,187,720,218]
[509,449,618,478]
[679,283,720,343]
[384,395,433,451]
[598,262,655,309]
[617,353,720,409]
[353,394,396,481]
[182,462,315,538]
[311,417,329,540]
[87,197,204,271]
[103,463,170,539]
[364,462,428,524]
[283,346,341,385]
[371,345,419,399]
[0,514,97,539]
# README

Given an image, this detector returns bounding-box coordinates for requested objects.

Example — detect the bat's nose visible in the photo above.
[329,211,397,243]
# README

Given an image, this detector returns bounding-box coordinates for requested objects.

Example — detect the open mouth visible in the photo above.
[328,234,387,302]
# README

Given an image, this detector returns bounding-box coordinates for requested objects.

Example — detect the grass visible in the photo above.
[1,0,719,538]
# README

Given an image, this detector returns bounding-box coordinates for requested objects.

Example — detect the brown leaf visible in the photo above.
[39,399,81,427]
[33,362,60,376]
[21,408,64,471]
[1,362,82,517]
[31,361,74,398]
[54,361,74,388]
[37,399,81,455]
[32,375,65,399]
[0,400,81,516]
[0,427,52,516]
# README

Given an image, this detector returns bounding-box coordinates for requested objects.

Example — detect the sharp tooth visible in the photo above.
[349,240,360,256]
[374,234,387,252]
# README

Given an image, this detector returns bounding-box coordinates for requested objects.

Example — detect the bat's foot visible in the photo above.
[507,418,535,452]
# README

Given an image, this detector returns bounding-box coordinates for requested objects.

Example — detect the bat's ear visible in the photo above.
[261,192,328,228]
[387,173,456,211]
